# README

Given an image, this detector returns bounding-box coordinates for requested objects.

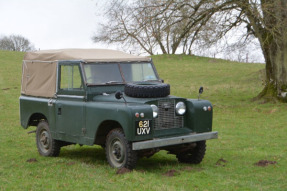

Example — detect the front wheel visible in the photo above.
[105,129,137,169]
[36,121,60,157]
[176,141,206,164]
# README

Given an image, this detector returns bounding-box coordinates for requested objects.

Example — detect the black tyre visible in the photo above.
[176,141,206,164]
[105,128,137,169]
[124,83,170,98]
[36,121,60,157]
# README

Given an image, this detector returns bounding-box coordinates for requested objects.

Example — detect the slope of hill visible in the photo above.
[152,54,264,102]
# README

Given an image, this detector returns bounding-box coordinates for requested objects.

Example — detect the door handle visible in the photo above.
[58,108,62,115]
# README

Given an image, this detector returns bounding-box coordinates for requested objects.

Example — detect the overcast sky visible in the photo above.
[0,0,108,50]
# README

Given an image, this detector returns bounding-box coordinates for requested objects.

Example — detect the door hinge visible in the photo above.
[48,99,55,106]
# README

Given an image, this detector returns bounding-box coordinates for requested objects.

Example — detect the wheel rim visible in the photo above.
[38,129,50,153]
[108,138,126,168]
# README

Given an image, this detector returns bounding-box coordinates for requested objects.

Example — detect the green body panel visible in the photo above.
[19,94,213,144]
[19,96,56,129]
[186,99,213,133]
[53,97,86,144]
[85,101,154,144]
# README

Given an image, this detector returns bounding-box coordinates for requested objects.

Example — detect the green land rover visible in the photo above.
[19,49,218,169]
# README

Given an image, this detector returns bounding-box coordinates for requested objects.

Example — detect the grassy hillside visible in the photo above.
[0,51,286,190]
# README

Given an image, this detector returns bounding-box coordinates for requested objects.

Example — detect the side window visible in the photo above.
[60,65,83,90]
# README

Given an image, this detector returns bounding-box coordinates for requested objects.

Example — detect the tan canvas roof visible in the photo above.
[21,49,151,98]
[24,49,151,62]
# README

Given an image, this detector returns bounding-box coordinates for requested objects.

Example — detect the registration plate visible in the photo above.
[136,120,151,135]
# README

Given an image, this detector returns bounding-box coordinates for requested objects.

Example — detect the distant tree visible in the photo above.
[0,35,35,52]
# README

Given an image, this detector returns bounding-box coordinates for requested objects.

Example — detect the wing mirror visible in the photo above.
[115,91,123,99]
[198,86,203,100]
[115,91,127,103]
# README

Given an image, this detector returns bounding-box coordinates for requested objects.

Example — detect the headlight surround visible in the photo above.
[150,104,158,118]
[175,102,186,115]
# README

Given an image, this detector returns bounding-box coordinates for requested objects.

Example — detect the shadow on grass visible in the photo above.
[59,145,179,171]
[136,155,179,171]
[59,145,106,166]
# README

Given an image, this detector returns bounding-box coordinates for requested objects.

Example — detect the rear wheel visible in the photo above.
[105,128,137,169]
[176,141,206,164]
[36,121,60,157]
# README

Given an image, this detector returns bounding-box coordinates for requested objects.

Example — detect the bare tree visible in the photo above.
[240,0,287,102]
[0,35,35,52]
[93,1,156,55]
[92,0,218,55]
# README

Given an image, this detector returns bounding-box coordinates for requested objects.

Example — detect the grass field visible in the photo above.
[0,50,286,190]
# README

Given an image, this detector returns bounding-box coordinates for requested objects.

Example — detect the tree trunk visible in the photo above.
[257,33,287,102]
[254,0,287,102]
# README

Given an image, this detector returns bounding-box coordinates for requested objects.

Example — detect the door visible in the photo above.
[55,63,85,143]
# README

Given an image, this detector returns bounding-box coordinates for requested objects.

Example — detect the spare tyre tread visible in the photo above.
[124,83,170,98]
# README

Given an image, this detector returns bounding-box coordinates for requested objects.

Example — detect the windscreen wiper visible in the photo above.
[142,79,161,82]
[105,81,124,84]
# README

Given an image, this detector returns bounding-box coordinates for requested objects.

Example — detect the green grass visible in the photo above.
[1,51,286,190]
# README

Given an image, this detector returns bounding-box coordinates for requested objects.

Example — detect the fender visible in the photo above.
[19,96,54,129]
[86,102,153,142]
[185,99,213,133]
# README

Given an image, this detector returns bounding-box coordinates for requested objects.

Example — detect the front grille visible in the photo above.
[154,100,184,129]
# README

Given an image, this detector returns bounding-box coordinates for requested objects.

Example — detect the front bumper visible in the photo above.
[132,131,218,150]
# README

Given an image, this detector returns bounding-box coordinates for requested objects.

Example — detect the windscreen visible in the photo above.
[120,63,158,82]
[83,62,158,84]
[84,63,123,84]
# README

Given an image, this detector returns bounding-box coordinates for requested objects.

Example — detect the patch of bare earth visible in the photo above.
[181,166,204,172]
[136,170,146,174]
[162,169,180,177]
[26,158,38,163]
[267,108,277,114]
[254,160,277,167]
[67,162,76,166]
[216,158,227,166]
[116,168,132,175]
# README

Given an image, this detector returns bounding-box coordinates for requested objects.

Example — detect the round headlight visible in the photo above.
[176,102,186,115]
[150,104,158,118]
